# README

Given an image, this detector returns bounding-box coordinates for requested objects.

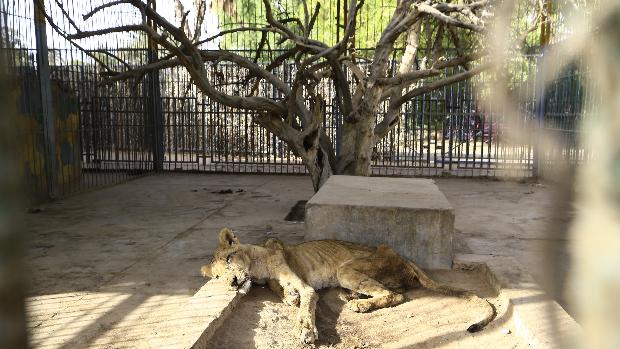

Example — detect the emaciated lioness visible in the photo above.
[201,228,495,344]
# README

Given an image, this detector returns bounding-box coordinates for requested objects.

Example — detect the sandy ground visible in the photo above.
[23,173,564,348]
[210,268,525,349]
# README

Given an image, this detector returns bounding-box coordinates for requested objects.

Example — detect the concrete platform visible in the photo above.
[305,175,455,269]
[147,280,242,348]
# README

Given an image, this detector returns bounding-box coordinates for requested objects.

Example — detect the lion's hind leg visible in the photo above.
[336,264,405,313]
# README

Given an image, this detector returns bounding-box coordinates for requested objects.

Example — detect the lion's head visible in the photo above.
[200,228,252,290]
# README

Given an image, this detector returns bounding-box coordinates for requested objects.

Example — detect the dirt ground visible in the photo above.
[23,173,565,348]
[210,269,525,349]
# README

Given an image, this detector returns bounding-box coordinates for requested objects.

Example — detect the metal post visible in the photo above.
[147,0,164,172]
[533,0,552,179]
[336,0,341,43]
[533,52,546,179]
[334,83,342,156]
[33,0,58,198]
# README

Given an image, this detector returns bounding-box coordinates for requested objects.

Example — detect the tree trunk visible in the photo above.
[338,110,376,176]
[336,21,422,178]
[305,146,333,191]
[293,119,334,191]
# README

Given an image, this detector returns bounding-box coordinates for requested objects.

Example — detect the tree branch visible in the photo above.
[195,26,282,46]
[67,25,147,40]
[416,3,485,32]
[86,49,131,70]
[99,58,181,84]
[83,0,130,20]
[376,68,440,85]
[192,0,207,42]
[391,63,491,109]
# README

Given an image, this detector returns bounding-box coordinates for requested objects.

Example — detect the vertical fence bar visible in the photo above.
[33,0,58,198]
[533,52,546,179]
[147,0,164,172]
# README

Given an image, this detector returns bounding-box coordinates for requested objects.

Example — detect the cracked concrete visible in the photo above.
[24,173,568,348]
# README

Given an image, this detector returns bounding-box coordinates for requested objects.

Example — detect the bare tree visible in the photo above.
[41,0,542,191]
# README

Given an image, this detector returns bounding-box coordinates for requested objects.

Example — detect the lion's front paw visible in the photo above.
[200,265,211,278]
[296,316,318,344]
[283,288,300,306]
[347,299,372,313]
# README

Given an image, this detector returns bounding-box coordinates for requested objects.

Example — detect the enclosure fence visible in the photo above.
[1,0,591,201]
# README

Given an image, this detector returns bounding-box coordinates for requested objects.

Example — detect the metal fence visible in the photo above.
[1,0,590,201]
[537,60,592,175]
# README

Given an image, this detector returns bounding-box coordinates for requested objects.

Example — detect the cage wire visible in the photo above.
[2,1,615,348]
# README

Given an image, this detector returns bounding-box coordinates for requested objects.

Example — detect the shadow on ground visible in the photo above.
[208,268,525,349]
[24,174,561,348]
[25,174,313,348]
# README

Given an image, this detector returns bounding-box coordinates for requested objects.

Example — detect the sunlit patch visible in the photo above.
[26,292,133,349]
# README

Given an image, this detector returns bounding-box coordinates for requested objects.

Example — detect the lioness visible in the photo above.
[201,228,495,344]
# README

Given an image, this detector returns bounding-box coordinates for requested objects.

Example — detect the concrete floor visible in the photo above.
[24,173,569,348]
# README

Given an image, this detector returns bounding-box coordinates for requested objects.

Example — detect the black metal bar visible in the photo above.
[33,0,58,198]
[533,53,546,178]
[147,0,164,172]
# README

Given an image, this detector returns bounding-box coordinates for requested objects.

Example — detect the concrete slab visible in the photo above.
[305,175,454,269]
[146,280,242,349]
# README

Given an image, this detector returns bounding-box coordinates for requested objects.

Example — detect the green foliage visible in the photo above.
[214,0,399,54]
[211,0,543,61]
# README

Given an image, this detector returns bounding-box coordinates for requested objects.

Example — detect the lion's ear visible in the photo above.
[218,228,239,246]
[201,265,213,278]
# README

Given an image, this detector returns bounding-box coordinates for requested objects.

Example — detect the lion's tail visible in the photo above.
[405,260,496,332]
